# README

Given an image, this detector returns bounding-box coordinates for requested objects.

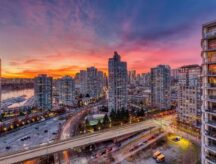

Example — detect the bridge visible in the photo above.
[0,118,171,164]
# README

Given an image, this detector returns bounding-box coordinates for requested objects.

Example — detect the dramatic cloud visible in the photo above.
[1,0,216,78]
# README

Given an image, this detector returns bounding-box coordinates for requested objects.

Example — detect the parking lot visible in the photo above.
[121,133,200,164]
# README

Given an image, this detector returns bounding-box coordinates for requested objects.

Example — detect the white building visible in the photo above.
[108,51,127,113]
[151,65,171,110]
[76,67,105,98]
[201,20,216,164]
[177,65,201,128]
[34,74,52,110]
[58,76,75,106]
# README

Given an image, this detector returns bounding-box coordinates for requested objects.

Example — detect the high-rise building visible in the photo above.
[108,51,127,113]
[58,76,75,106]
[79,70,87,95]
[34,74,52,110]
[86,67,103,98]
[77,68,104,98]
[128,70,136,84]
[0,59,1,110]
[151,65,171,110]
[171,68,180,80]
[201,21,216,163]
[141,73,151,88]
[177,65,201,128]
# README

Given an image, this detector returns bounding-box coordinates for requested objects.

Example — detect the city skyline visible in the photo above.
[1,0,216,78]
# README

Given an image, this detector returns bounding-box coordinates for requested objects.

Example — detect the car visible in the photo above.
[156,154,165,163]
[153,151,161,159]
[5,146,11,150]
[138,142,143,146]
[40,142,47,146]
[20,136,30,141]
[90,154,96,159]
[172,136,181,142]
[24,146,29,150]
[106,147,112,152]
[143,140,148,143]
[129,147,134,152]
[48,140,54,143]
[101,150,106,155]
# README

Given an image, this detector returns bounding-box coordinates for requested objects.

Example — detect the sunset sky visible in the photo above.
[1,0,216,78]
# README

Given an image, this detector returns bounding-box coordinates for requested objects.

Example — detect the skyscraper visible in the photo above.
[177,65,201,128]
[128,70,136,84]
[86,67,103,98]
[0,59,1,110]
[76,67,105,98]
[34,74,53,110]
[79,70,87,96]
[201,21,216,163]
[58,76,75,106]
[108,51,127,113]
[151,65,171,110]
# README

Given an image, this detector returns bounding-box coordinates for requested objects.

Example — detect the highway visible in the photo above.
[0,119,159,164]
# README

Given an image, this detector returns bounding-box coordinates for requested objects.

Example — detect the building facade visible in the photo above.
[0,59,1,110]
[128,70,136,84]
[108,51,128,113]
[177,65,202,128]
[76,67,105,98]
[202,21,216,164]
[34,74,52,110]
[86,67,103,98]
[151,65,171,110]
[58,76,75,106]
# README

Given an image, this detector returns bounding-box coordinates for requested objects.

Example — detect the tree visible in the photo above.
[117,109,123,120]
[20,111,25,116]
[85,94,90,98]
[85,119,90,127]
[103,114,110,126]
[97,120,103,130]
[124,109,129,122]
[110,109,116,122]
[100,106,108,112]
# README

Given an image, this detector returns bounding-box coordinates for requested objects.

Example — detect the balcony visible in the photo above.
[206,155,216,164]
[205,130,216,140]
[204,30,216,39]
[206,108,216,115]
[206,144,216,153]
[208,72,216,76]
[209,95,216,99]
[204,84,216,89]
[207,121,216,128]
[205,96,216,103]
[204,58,216,64]
[209,83,216,87]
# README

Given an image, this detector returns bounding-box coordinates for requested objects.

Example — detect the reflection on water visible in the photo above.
[2,89,34,101]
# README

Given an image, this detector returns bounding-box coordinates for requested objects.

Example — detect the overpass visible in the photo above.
[0,117,173,164]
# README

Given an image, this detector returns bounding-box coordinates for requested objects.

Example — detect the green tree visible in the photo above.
[103,114,110,126]
[124,109,129,122]
[85,119,90,127]
[110,109,116,122]
[20,111,25,116]
[97,120,102,130]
